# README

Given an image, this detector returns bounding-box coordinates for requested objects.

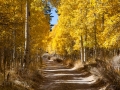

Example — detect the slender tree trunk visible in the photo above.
[0,38,3,72]
[84,28,87,62]
[24,0,30,68]
[3,48,6,81]
[83,7,88,63]
[101,13,105,60]
[0,49,2,72]
[80,36,84,64]
[6,35,10,70]
[13,30,16,68]
[94,13,97,59]
[0,48,4,72]
[20,48,23,68]
[83,47,86,62]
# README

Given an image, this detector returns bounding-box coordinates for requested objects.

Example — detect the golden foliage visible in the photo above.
[48,0,120,55]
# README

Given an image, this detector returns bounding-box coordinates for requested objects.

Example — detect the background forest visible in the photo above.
[49,0,120,62]
[0,0,120,90]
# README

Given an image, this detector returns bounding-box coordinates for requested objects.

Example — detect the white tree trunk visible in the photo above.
[94,13,97,59]
[13,30,16,68]
[80,36,84,64]
[83,28,87,62]
[84,47,86,62]
[24,0,30,68]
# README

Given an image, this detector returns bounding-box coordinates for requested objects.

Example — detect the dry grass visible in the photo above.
[92,59,120,90]
[63,58,74,67]
[0,70,29,90]
[62,58,84,70]
[0,73,4,84]
[71,60,84,70]
[0,60,44,90]
[86,58,96,65]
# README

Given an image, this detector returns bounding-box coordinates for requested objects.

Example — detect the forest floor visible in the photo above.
[39,59,107,90]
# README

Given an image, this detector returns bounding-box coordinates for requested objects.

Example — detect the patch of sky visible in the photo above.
[50,8,58,25]
[44,1,58,30]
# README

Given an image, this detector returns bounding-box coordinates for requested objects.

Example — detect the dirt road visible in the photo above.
[40,59,106,90]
